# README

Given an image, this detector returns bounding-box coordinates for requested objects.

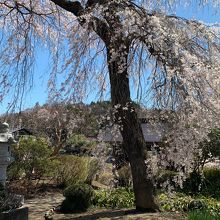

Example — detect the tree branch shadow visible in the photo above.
[59,208,138,220]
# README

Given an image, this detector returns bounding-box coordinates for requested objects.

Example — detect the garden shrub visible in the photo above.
[202,168,220,199]
[182,171,203,195]
[64,134,96,156]
[60,183,94,213]
[92,187,134,208]
[181,168,220,198]
[7,164,25,181]
[7,136,57,181]
[55,155,100,187]
[159,193,191,212]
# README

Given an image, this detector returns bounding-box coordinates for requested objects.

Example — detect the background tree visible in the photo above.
[2,101,109,154]
[64,134,96,156]
[3,103,74,155]
[0,0,219,211]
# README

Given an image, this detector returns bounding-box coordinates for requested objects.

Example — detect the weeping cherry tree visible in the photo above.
[0,0,220,211]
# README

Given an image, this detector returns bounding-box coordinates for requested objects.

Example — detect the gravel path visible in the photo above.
[24,192,64,220]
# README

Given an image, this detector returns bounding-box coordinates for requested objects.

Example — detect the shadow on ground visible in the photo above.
[55,209,128,220]
[53,209,187,220]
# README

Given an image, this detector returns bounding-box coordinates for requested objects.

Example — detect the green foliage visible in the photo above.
[92,187,220,215]
[92,187,134,208]
[188,200,207,210]
[65,134,96,156]
[202,168,220,199]
[181,168,220,199]
[204,167,220,180]
[159,193,220,216]
[159,193,191,212]
[60,183,94,213]
[182,171,203,195]
[188,210,220,220]
[7,136,56,181]
[54,155,100,187]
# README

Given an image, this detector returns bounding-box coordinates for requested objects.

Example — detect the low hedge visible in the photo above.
[60,183,94,213]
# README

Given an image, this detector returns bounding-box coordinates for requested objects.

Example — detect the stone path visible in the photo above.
[24,192,64,220]
[25,192,187,220]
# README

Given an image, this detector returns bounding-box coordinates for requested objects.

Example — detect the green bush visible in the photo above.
[159,193,191,212]
[92,187,134,208]
[7,136,57,181]
[181,168,220,198]
[60,183,94,213]
[182,171,203,195]
[54,155,100,187]
[202,168,220,199]
[65,134,96,156]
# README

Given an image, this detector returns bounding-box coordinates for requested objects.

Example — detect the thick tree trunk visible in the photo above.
[50,0,157,211]
[107,46,159,211]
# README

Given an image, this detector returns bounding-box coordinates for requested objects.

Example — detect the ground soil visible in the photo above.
[24,192,187,220]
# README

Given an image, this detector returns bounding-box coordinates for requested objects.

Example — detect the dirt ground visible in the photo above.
[52,209,187,220]
[24,192,187,220]
[24,192,64,220]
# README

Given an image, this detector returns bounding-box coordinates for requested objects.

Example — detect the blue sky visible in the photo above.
[0,3,219,114]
